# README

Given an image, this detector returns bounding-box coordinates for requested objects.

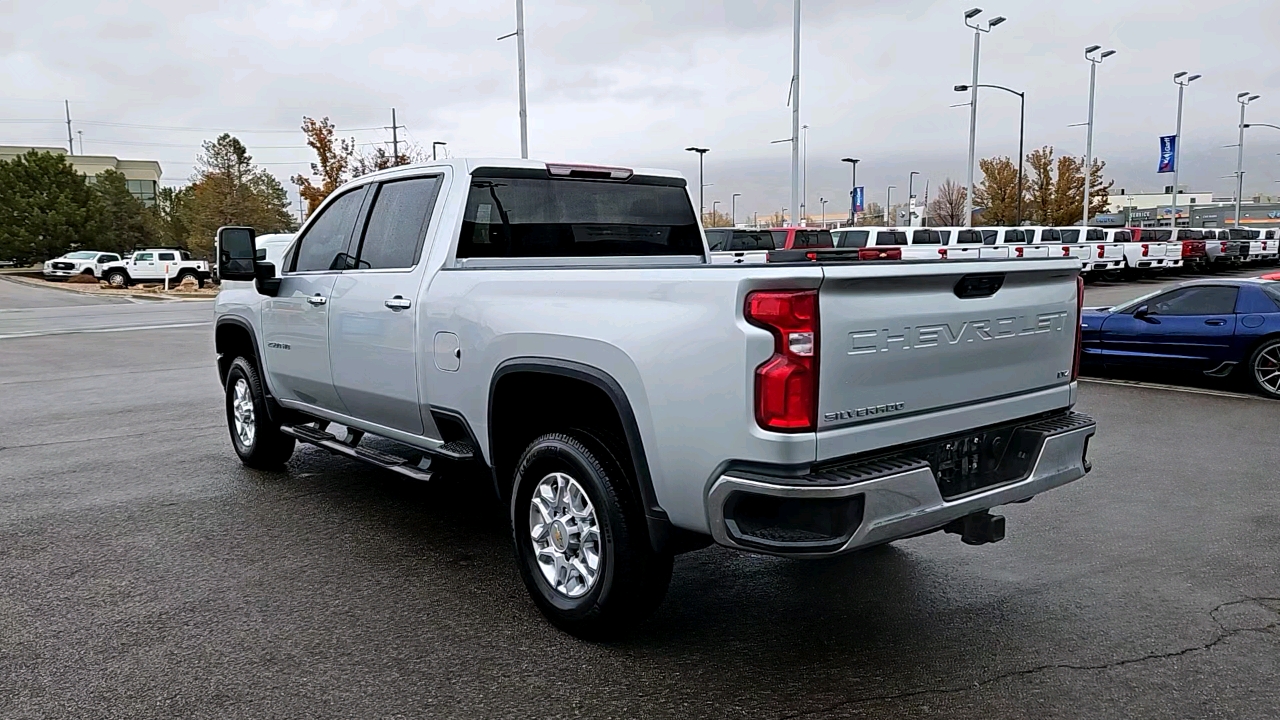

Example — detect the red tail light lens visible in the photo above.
[1141,243,1149,256]
[1222,241,1229,252]
[1073,275,1084,382]
[1062,246,1072,257]
[858,247,901,260]
[1097,245,1106,259]
[938,248,948,259]
[745,290,818,432]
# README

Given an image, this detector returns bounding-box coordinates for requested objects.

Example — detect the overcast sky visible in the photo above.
[3,0,1279,221]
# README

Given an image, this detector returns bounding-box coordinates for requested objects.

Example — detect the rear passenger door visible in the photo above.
[328,173,446,437]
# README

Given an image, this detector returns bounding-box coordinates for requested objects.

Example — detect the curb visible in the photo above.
[0,274,217,302]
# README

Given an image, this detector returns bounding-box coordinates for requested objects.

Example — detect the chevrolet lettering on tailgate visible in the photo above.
[848,312,1069,355]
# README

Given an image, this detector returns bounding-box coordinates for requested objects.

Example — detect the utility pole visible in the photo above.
[498,0,530,158]
[77,130,84,155]
[962,9,1006,228]
[385,108,405,164]
[790,0,801,228]
[1082,45,1116,225]
[801,124,809,224]
[65,100,74,154]
[1169,72,1201,228]
[1235,92,1261,227]
[732,193,741,226]
[685,147,710,221]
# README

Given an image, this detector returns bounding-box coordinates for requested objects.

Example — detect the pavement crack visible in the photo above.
[780,597,1280,719]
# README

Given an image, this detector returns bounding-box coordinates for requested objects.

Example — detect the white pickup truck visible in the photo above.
[1055,228,1123,278]
[42,250,122,279]
[101,248,211,288]
[1106,229,1169,275]
[213,158,1095,637]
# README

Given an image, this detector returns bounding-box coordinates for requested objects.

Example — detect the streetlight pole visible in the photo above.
[955,83,1024,224]
[1235,93,1261,227]
[1082,45,1117,226]
[841,158,859,224]
[790,0,801,228]
[497,0,529,158]
[820,197,828,227]
[962,8,1006,228]
[801,124,809,224]
[886,185,895,225]
[908,171,919,226]
[731,193,741,227]
[685,147,710,222]
[1169,72,1201,228]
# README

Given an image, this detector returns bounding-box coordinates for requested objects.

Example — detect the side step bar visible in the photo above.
[280,423,434,482]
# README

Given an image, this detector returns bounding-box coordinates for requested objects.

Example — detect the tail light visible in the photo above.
[1062,246,1073,257]
[1141,243,1149,257]
[745,290,818,432]
[938,248,948,259]
[1016,247,1025,257]
[1097,245,1106,259]
[1072,275,1084,382]
[858,247,901,260]
[1222,241,1229,253]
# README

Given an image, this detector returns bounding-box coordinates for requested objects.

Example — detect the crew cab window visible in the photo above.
[793,230,833,249]
[1114,231,1132,242]
[726,230,773,251]
[1060,230,1080,243]
[353,176,443,270]
[981,230,998,245]
[1147,286,1239,316]
[158,252,176,261]
[955,229,983,244]
[292,188,366,272]
[1086,229,1105,242]
[97,254,117,263]
[911,230,941,245]
[875,231,907,246]
[704,230,730,251]
[457,176,700,258]
[1041,229,1061,242]
[1149,230,1172,242]
[835,229,869,248]
[768,230,791,248]
[134,253,153,262]
[1003,229,1024,243]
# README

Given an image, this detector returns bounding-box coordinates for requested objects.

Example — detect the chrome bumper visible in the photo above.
[707,416,1095,557]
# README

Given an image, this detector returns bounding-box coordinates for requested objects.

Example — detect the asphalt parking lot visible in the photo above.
[2,276,1278,719]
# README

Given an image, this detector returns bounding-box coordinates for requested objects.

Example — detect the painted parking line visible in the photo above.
[0,321,211,341]
[1079,376,1270,401]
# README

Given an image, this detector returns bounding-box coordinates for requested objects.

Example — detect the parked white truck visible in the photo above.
[213,159,1096,637]
[101,248,211,288]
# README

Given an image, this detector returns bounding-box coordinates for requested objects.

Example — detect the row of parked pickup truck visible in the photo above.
[707,225,1280,280]
[42,248,212,287]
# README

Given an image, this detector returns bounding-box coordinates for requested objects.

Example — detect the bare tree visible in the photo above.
[927,179,967,226]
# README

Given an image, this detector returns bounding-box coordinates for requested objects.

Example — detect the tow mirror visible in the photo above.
[217,226,257,281]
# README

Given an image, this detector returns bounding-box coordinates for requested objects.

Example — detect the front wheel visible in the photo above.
[511,431,672,639]
[1247,339,1280,399]
[224,356,295,468]
[105,270,128,288]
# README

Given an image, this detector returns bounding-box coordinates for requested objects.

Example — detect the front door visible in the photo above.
[1101,285,1239,370]
[130,252,160,280]
[261,186,368,412]
[328,175,444,436]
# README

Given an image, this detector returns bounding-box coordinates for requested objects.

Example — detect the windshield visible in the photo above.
[456,176,701,258]
[64,252,98,259]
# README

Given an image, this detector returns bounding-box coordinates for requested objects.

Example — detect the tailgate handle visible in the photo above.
[954,273,1005,299]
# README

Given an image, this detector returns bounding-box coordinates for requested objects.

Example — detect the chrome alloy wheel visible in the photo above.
[529,472,601,598]
[1255,345,1280,394]
[231,378,256,447]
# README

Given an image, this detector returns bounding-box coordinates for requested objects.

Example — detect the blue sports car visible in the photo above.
[1080,278,1280,398]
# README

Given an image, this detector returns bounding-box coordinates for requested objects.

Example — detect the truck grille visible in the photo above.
[51,262,74,270]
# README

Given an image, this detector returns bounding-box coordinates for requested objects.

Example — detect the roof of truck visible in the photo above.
[349,158,685,184]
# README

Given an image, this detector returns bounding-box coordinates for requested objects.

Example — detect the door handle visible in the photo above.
[307,295,327,306]
[1205,319,1226,326]
[385,296,412,310]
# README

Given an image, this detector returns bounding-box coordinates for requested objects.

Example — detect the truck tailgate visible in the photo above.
[814,260,1079,459]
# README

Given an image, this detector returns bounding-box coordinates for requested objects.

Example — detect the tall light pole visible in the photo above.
[498,0,529,158]
[963,8,1006,228]
[1168,72,1201,228]
[886,185,896,225]
[1235,93,1261,227]
[908,171,920,226]
[820,197,828,227]
[790,0,801,228]
[955,83,1024,225]
[731,193,741,226]
[1082,45,1116,226]
[686,147,710,221]
[841,157,859,224]
[801,124,809,224]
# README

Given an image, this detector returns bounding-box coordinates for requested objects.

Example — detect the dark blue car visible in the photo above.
[1081,278,1280,398]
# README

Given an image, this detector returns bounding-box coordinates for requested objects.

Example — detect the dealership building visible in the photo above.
[0,145,162,206]
[1095,185,1280,228]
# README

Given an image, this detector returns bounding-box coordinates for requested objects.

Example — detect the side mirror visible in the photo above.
[216,226,257,282]
[255,262,280,297]
[1134,305,1153,321]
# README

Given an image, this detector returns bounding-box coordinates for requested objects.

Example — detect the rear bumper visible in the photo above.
[707,412,1095,557]
[1087,260,1122,271]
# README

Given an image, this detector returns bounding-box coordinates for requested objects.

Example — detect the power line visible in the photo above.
[75,120,386,133]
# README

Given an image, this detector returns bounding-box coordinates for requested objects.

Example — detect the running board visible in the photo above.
[280,424,434,482]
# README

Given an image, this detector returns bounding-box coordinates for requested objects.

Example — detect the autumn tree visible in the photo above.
[975,157,1021,225]
[184,134,296,257]
[926,178,967,226]
[1024,146,1113,225]
[856,202,885,226]
[292,117,356,212]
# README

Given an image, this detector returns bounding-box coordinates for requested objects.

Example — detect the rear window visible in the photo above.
[834,229,869,248]
[1228,228,1252,240]
[911,230,942,245]
[875,231,908,246]
[1148,230,1173,242]
[1177,230,1203,241]
[456,177,700,258]
[955,229,983,245]
[793,230,833,249]
[1114,230,1132,242]
[1041,229,1061,242]
[770,230,790,248]
[1061,230,1082,243]
[727,230,775,251]
[981,230,998,245]
[1086,229,1106,242]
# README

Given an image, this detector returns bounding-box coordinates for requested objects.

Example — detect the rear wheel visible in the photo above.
[511,431,672,639]
[224,356,295,468]
[1247,339,1280,399]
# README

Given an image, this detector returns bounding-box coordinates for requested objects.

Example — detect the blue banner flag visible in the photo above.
[853,186,865,213]
[1158,135,1177,174]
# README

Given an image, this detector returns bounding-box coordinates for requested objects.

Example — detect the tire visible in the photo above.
[177,271,196,285]
[105,270,128,288]
[510,431,673,639]
[1246,338,1280,399]
[224,356,295,469]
